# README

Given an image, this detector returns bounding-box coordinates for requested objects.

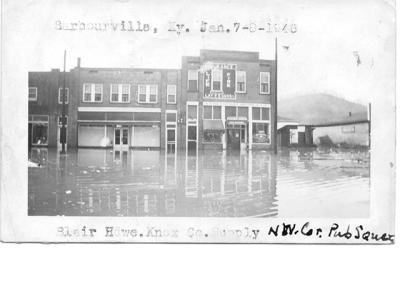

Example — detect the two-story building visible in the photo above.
[180,50,276,152]
[28,69,72,149]
[72,65,180,152]
[28,49,276,153]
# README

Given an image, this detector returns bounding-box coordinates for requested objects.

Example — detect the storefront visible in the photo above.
[226,117,247,150]
[249,106,271,149]
[77,108,161,149]
[202,104,224,149]
[197,103,271,151]
[29,115,49,147]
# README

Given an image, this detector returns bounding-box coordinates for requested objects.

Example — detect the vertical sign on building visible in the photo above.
[204,70,212,96]
[223,66,235,96]
[203,63,236,99]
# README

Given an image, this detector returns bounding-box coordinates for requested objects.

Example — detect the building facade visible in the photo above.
[310,112,370,148]
[28,49,276,152]
[277,116,314,148]
[313,122,370,148]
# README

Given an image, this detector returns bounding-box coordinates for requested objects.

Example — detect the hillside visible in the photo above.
[278,94,368,125]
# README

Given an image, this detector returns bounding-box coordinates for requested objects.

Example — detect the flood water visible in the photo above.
[28,148,370,218]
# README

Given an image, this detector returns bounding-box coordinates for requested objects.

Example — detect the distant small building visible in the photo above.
[277,116,314,147]
[312,112,370,148]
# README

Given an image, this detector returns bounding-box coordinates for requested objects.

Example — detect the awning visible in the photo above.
[203,119,225,131]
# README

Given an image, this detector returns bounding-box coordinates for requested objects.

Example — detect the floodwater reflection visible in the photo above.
[28,147,370,217]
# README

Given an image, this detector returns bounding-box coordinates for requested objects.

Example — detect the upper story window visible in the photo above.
[29,87,37,101]
[211,69,223,91]
[252,107,270,121]
[83,83,103,102]
[236,71,246,93]
[187,70,198,91]
[58,88,69,104]
[167,84,177,104]
[110,84,130,103]
[260,72,270,94]
[203,106,222,120]
[137,84,158,103]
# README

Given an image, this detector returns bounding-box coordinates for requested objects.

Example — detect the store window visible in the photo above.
[236,71,246,93]
[252,123,270,144]
[225,106,237,118]
[32,124,48,145]
[188,70,198,91]
[252,107,270,121]
[204,106,212,119]
[238,107,248,118]
[203,131,223,143]
[204,106,221,120]
[29,115,49,146]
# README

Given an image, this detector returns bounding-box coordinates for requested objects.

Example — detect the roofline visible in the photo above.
[75,67,180,72]
[312,119,369,127]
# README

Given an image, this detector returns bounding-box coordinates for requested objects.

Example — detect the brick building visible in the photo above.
[181,50,276,152]
[28,49,276,152]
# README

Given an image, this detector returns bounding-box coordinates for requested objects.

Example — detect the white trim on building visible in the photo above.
[78,107,161,112]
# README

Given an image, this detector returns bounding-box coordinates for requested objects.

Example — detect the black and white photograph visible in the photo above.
[0,0,396,243]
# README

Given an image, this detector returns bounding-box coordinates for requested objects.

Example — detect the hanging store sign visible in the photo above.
[204,63,236,100]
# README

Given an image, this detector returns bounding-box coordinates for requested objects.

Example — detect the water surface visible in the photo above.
[28,147,370,217]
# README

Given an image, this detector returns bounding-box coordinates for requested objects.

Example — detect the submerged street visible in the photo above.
[28,148,370,218]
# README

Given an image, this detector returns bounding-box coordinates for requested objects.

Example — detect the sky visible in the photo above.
[4,0,395,105]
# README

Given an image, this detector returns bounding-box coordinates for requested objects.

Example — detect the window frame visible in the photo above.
[252,107,270,121]
[58,87,69,104]
[187,70,198,91]
[167,84,177,104]
[29,114,49,146]
[110,84,131,103]
[211,68,223,92]
[137,84,158,104]
[29,87,38,101]
[236,71,246,93]
[252,122,271,145]
[203,105,222,120]
[82,83,103,103]
[259,71,271,95]
[203,131,223,144]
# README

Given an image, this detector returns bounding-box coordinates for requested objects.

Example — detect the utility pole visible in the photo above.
[61,50,67,154]
[273,37,278,154]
